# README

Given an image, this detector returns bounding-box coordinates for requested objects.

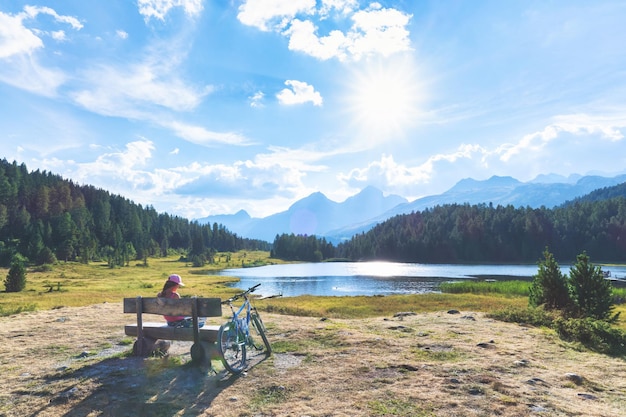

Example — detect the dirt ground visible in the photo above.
[1,302,626,417]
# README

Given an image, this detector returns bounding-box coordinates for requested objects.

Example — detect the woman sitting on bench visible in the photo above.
[157,274,204,328]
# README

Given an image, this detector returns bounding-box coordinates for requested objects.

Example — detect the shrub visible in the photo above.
[487,306,556,327]
[554,317,626,356]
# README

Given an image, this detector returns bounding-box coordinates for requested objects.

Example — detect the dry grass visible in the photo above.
[1,302,626,416]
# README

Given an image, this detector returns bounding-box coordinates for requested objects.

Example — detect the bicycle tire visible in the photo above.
[250,313,272,356]
[218,321,247,374]
[252,307,268,332]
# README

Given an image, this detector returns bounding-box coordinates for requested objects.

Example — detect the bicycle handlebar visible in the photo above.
[222,283,263,304]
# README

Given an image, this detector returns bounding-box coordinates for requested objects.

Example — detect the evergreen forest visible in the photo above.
[0,159,269,268]
[273,191,626,264]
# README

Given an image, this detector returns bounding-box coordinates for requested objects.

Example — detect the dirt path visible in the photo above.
[1,303,626,416]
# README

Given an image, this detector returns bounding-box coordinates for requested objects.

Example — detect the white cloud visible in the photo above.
[339,154,431,191]
[162,120,253,146]
[319,0,358,18]
[338,145,490,198]
[285,19,349,61]
[72,61,210,117]
[347,5,412,59]
[276,80,323,106]
[0,6,82,96]
[50,30,67,41]
[249,91,265,108]
[497,113,626,162]
[138,0,204,22]
[238,1,412,61]
[38,140,157,193]
[0,53,66,97]
[22,5,83,30]
[0,11,43,58]
[237,0,316,31]
[116,30,128,39]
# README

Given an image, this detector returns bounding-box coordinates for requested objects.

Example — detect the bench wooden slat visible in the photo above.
[123,297,222,317]
[124,322,220,343]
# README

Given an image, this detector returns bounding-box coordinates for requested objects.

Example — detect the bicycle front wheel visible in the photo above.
[218,321,247,374]
[250,313,272,356]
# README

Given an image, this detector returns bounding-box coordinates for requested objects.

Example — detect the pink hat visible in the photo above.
[167,274,185,286]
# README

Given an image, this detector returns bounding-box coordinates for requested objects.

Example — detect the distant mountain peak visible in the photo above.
[449,176,521,193]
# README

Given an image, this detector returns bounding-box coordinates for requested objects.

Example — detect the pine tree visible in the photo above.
[568,252,615,320]
[5,254,27,292]
[529,248,571,310]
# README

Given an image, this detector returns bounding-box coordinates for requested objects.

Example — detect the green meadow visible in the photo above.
[2,251,626,330]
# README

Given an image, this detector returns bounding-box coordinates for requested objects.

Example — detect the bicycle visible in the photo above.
[218,283,281,374]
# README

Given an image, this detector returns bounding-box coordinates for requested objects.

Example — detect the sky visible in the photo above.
[1,1,626,220]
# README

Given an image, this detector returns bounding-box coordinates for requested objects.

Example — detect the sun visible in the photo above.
[345,57,424,142]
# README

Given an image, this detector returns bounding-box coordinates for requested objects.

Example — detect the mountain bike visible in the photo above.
[218,283,281,374]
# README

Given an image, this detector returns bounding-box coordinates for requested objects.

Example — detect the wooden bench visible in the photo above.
[124,296,222,364]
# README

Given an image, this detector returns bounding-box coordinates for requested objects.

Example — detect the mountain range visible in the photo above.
[196,174,626,244]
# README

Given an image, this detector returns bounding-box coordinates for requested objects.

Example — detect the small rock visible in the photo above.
[448,378,461,384]
[229,396,238,402]
[528,405,549,412]
[476,341,495,349]
[514,359,529,367]
[393,312,416,317]
[526,377,548,386]
[77,351,91,358]
[577,393,597,400]
[461,315,476,321]
[447,309,460,314]
[320,317,328,321]
[565,373,583,385]
[391,364,419,371]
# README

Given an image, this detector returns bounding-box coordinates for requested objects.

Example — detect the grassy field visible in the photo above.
[2,251,626,327]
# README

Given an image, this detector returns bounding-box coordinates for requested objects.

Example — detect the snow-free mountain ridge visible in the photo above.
[196,174,626,243]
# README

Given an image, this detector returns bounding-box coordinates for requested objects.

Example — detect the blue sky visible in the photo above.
[1,1,626,220]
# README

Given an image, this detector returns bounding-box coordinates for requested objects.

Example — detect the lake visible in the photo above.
[217,262,626,297]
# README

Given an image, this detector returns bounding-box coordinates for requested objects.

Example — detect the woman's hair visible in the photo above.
[159,279,179,296]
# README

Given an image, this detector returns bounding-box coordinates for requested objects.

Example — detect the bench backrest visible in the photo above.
[124,297,222,317]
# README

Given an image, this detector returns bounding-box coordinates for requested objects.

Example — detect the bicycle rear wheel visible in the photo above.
[218,321,247,374]
[249,313,272,356]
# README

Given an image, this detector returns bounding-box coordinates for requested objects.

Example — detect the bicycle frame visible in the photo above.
[226,293,251,346]
[218,283,275,374]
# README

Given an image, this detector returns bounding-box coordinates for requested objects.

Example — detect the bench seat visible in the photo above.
[124,322,220,343]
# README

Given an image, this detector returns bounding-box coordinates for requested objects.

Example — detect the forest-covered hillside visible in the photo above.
[0,159,269,267]
[272,184,626,264]
[335,196,626,263]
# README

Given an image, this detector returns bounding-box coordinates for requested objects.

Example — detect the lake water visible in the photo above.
[218,262,626,297]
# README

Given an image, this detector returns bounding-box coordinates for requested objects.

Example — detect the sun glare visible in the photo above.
[346,57,424,142]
